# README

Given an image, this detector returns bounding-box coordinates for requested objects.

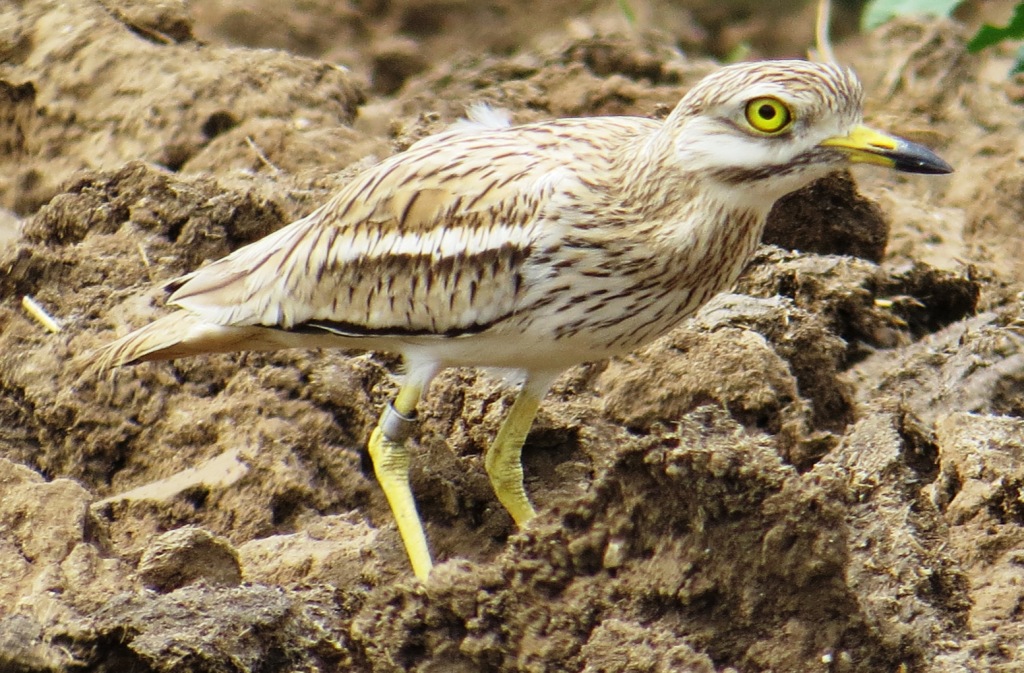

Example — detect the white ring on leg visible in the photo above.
[379,403,418,443]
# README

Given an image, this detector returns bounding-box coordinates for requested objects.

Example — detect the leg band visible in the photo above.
[379,403,418,443]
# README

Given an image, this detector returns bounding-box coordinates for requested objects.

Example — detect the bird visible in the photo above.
[92,59,952,581]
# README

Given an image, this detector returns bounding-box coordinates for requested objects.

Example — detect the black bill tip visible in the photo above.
[891,139,953,175]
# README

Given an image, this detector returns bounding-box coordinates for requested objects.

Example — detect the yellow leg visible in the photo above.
[367,382,432,580]
[484,383,547,526]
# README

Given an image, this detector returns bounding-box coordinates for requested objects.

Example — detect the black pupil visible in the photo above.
[759,104,777,121]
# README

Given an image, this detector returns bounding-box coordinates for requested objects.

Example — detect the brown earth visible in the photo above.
[1,0,1023,671]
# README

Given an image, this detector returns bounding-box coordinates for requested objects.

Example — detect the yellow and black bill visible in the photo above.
[820,125,953,175]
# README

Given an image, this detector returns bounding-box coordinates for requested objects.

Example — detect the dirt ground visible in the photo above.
[1,0,1023,671]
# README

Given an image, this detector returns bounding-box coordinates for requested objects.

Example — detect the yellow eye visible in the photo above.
[744,97,792,134]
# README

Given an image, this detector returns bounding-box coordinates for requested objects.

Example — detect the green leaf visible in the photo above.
[861,0,965,32]
[968,4,1024,53]
[616,0,636,26]
[1013,44,1024,74]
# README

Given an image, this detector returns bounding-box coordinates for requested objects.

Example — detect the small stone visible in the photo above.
[138,526,241,592]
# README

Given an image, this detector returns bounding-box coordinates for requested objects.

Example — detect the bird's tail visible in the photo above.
[90,310,265,371]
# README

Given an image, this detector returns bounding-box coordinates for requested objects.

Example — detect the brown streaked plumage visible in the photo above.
[92,59,952,580]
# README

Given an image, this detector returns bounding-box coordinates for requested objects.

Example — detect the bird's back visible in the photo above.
[166,116,663,339]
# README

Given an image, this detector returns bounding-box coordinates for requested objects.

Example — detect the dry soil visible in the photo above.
[1,1,1023,672]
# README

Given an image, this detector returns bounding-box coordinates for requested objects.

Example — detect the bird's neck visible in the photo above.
[613,130,773,253]
[607,132,772,303]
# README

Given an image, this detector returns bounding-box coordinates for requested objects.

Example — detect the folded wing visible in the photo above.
[167,129,576,338]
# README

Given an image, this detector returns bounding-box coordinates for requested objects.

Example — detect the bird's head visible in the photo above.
[662,60,951,205]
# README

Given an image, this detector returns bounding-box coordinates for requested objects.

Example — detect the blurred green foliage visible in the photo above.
[861,0,964,31]
[967,3,1024,73]
[863,0,1024,74]
[616,0,637,25]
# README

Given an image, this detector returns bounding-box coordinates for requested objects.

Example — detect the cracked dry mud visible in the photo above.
[1,1,1023,671]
